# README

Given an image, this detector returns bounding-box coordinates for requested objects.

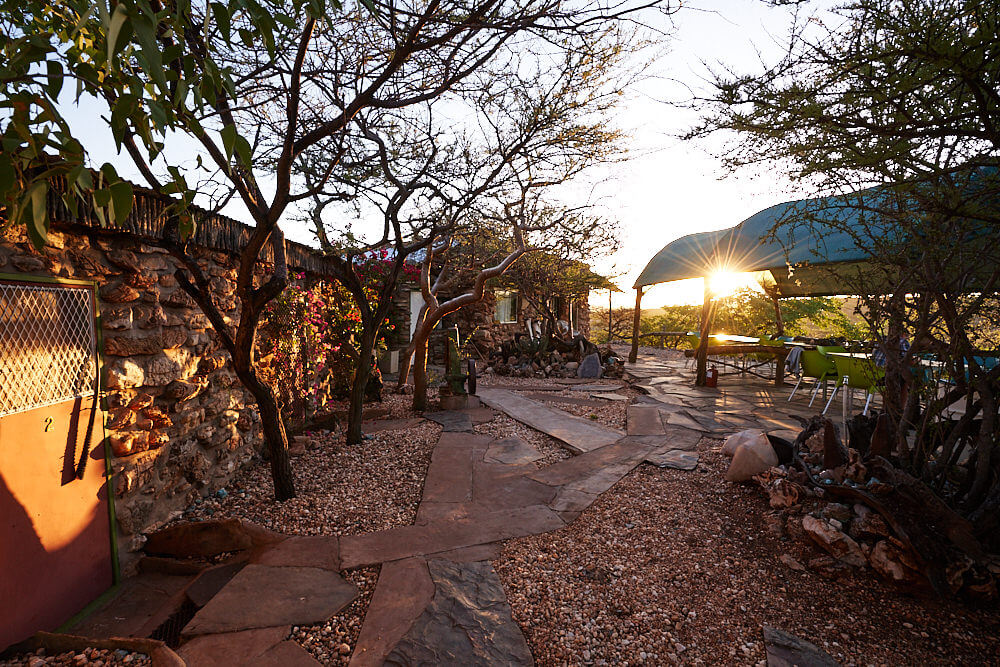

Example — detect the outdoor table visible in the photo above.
[685,344,788,387]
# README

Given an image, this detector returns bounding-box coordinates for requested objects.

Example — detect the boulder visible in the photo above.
[725,437,779,482]
[802,515,866,567]
[144,518,283,558]
[722,429,765,458]
[576,353,603,379]
[869,539,923,585]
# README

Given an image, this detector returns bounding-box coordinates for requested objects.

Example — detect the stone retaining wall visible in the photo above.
[0,223,281,568]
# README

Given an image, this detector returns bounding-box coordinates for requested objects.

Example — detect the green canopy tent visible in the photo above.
[627,190,895,379]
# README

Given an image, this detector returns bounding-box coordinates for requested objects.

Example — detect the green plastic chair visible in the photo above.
[787,348,839,406]
[824,354,884,418]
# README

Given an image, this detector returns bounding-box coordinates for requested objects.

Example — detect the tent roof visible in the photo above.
[634,189,891,292]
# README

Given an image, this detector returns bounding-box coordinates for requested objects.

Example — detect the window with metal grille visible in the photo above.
[0,282,98,418]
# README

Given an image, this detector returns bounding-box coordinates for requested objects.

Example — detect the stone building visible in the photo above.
[0,185,343,578]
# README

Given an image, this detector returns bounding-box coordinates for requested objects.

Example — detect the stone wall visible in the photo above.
[0,223,287,569]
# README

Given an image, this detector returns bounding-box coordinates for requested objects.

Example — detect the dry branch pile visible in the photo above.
[729,416,1000,602]
[484,335,624,379]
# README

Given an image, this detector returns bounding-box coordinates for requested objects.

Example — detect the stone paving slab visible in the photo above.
[67,572,195,639]
[762,626,840,667]
[524,392,610,408]
[627,405,667,436]
[484,436,543,465]
[250,535,340,571]
[591,392,628,401]
[645,449,699,470]
[424,410,474,432]
[421,440,475,505]
[478,388,624,453]
[350,559,434,667]
[568,383,624,392]
[472,462,557,510]
[176,626,289,666]
[256,640,324,665]
[527,438,652,487]
[340,505,566,569]
[183,565,357,637]
[384,560,533,667]
[185,561,247,608]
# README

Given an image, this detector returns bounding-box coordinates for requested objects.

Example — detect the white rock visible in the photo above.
[725,437,778,482]
[722,429,766,458]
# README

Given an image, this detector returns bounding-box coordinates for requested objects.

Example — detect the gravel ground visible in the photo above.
[291,566,379,665]
[495,437,1000,666]
[473,413,571,467]
[176,414,440,536]
[0,648,150,666]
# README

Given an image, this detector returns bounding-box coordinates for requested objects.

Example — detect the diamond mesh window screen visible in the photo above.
[0,282,98,418]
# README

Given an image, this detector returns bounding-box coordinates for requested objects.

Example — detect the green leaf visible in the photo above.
[234,134,252,167]
[106,3,129,63]
[46,61,64,98]
[220,123,237,161]
[28,181,49,250]
[109,181,133,225]
[93,187,111,207]
[211,2,231,41]
[110,94,137,149]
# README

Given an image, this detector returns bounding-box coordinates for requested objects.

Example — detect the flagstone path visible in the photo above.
[61,353,817,665]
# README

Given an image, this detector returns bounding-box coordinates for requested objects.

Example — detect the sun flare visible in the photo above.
[708,271,764,299]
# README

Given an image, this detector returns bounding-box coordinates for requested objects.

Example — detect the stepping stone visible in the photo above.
[420,437,477,505]
[762,626,840,666]
[425,410,473,432]
[478,389,624,453]
[590,392,628,401]
[182,565,357,637]
[176,626,289,666]
[471,462,557,510]
[384,560,533,667]
[484,436,543,465]
[528,438,652,488]
[524,392,608,408]
[568,383,623,392]
[645,449,699,470]
[351,559,435,667]
[627,405,666,436]
[256,640,323,665]
[67,572,195,639]
[250,535,340,571]
[185,561,247,608]
[339,505,565,569]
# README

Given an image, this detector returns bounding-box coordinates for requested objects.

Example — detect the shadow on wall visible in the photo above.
[0,405,113,652]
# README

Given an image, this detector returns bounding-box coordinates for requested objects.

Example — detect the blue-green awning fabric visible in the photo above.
[634,189,894,294]
[635,167,998,295]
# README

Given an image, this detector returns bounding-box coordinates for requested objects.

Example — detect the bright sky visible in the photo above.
[587,0,837,309]
[57,1,836,308]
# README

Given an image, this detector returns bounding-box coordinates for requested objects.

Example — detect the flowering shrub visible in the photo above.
[258,252,419,421]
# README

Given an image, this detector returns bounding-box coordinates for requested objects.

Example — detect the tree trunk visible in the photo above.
[346,327,378,445]
[413,337,429,412]
[628,287,642,363]
[240,369,295,501]
[696,280,714,386]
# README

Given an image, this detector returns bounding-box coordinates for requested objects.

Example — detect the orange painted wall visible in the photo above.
[0,397,112,650]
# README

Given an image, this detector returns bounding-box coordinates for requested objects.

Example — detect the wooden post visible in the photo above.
[607,289,613,343]
[628,287,643,363]
[695,278,714,386]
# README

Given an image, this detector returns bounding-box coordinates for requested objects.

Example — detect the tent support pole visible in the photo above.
[764,284,784,336]
[628,287,643,364]
[696,279,715,386]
